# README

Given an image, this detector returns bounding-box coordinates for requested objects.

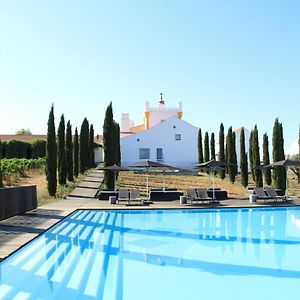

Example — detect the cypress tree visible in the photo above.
[210,133,215,161]
[249,130,255,181]
[197,129,204,163]
[46,104,57,196]
[272,119,280,186]
[262,133,271,186]
[89,124,95,168]
[272,118,286,191]
[57,114,67,185]
[279,122,286,190]
[252,125,263,187]
[232,132,238,175]
[66,120,73,182]
[111,121,121,180]
[218,123,225,179]
[115,122,121,165]
[226,127,235,183]
[204,132,210,162]
[225,127,231,164]
[240,127,248,187]
[292,125,300,183]
[80,118,89,173]
[74,127,79,178]
[103,102,115,189]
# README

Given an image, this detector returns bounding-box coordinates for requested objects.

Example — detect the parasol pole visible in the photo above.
[212,167,216,200]
[114,170,117,191]
[146,168,149,200]
[286,167,289,199]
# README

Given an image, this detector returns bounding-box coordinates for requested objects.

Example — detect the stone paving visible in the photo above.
[1,169,300,260]
[67,169,104,199]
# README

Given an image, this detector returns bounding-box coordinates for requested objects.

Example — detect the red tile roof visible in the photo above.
[0,135,47,142]
[0,134,104,144]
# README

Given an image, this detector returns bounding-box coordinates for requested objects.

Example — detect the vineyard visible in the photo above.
[0,158,45,185]
[118,171,300,198]
[118,171,251,198]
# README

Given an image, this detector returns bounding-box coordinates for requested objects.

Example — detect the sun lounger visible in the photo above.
[264,187,287,202]
[196,188,218,204]
[254,187,274,203]
[186,189,201,204]
[186,188,214,204]
[117,188,130,204]
[129,189,143,205]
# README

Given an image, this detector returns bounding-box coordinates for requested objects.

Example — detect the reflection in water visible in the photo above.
[0,208,299,300]
[273,209,287,269]
[194,208,289,270]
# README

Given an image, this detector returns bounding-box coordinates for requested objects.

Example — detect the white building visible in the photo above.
[121,116,198,168]
[120,95,251,170]
[93,135,104,165]
[94,145,103,165]
[120,95,198,168]
[121,93,182,137]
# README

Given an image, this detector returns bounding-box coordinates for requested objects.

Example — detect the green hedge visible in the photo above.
[5,140,31,158]
[0,139,46,159]
[0,141,4,159]
[32,139,46,158]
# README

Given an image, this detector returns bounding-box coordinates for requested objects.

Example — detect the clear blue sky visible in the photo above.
[0,0,299,150]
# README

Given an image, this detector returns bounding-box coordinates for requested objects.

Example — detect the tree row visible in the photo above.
[198,118,286,191]
[46,105,95,196]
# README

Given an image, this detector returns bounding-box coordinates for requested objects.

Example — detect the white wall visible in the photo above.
[121,117,198,169]
[121,113,134,132]
[94,146,103,164]
[148,109,179,128]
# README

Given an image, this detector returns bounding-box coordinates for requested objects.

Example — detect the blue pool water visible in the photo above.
[1,207,300,299]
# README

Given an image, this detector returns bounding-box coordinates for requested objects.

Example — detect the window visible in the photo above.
[139,148,150,159]
[175,134,181,141]
[156,148,163,160]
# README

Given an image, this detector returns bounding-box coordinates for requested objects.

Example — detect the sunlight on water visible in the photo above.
[1,207,300,299]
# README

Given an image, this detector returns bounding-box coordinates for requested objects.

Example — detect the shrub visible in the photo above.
[31,139,46,158]
[5,140,31,158]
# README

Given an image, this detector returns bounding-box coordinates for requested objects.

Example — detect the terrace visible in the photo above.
[1,188,300,260]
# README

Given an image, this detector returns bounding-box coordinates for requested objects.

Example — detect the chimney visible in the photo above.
[121,113,131,132]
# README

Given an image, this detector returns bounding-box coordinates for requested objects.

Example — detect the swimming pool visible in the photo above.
[1,207,300,299]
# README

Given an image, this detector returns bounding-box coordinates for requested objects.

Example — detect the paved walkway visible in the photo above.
[1,175,300,259]
[0,168,104,259]
[67,169,104,199]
